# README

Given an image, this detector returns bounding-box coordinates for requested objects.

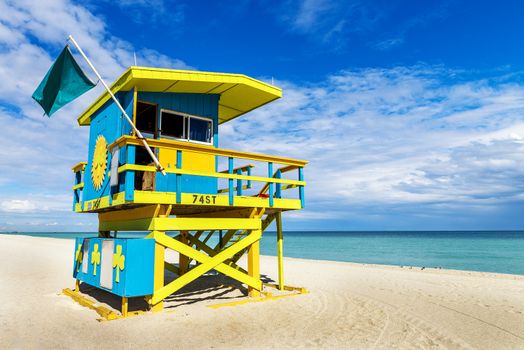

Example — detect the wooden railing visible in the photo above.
[218,164,254,194]
[71,162,86,210]
[73,136,307,210]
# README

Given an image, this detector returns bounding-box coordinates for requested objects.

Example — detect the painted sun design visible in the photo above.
[91,135,108,191]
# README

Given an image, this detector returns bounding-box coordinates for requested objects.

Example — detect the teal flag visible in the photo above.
[32,46,96,116]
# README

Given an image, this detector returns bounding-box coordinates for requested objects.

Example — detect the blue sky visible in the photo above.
[0,0,523,231]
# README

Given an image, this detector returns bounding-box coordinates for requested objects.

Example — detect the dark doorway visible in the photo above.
[134,101,157,190]
[136,101,157,136]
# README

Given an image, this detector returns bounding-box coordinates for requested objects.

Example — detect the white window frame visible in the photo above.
[159,108,213,145]
[187,114,214,145]
[159,109,186,140]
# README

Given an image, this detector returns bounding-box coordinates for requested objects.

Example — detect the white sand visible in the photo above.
[1,234,523,349]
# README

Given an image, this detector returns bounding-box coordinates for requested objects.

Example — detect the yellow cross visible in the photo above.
[113,245,125,283]
[91,243,100,276]
[75,243,83,272]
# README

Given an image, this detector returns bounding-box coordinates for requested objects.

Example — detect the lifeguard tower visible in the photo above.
[66,67,307,319]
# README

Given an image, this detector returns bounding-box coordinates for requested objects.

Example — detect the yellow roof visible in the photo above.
[77,66,282,126]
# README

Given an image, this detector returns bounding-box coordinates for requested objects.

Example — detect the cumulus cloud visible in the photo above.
[222,66,524,229]
[277,0,378,47]
[0,0,191,231]
[0,200,36,213]
[0,1,523,231]
[278,1,450,51]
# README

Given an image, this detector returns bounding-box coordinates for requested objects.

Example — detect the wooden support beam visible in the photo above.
[248,232,261,298]
[151,230,262,305]
[152,230,165,312]
[99,217,261,232]
[122,297,128,317]
[118,164,306,187]
[185,232,248,274]
[276,212,284,291]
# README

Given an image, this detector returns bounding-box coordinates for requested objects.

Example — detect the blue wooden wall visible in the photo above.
[82,91,133,206]
[82,91,221,206]
[73,237,155,297]
[138,92,220,195]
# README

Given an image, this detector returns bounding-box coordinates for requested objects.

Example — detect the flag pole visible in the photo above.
[67,35,166,176]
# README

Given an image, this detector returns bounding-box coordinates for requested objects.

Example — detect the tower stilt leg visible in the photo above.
[248,230,261,298]
[152,230,165,312]
[276,212,284,290]
[122,297,128,317]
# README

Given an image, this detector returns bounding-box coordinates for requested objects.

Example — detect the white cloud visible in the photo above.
[221,66,524,227]
[292,0,335,31]
[0,1,522,231]
[0,200,36,213]
[0,0,192,231]
[279,1,449,51]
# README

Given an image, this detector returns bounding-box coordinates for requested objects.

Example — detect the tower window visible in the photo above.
[160,109,213,144]
[160,110,185,139]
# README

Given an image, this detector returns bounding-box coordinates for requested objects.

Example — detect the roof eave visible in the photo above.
[76,67,282,126]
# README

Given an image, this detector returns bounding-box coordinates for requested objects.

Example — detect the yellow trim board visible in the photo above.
[81,191,302,213]
[71,162,87,172]
[110,135,308,167]
[72,182,84,190]
[99,217,262,231]
[63,288,148,321]
[119,163,306,186]
[208,287,308,309]
[77,67,282,126]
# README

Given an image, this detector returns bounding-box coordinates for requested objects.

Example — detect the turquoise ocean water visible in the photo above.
[4,231,524,275]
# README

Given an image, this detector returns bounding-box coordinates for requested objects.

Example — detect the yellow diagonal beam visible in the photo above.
[152,230,262,304]
[262,213,276,231]
[185,232,247,274]
[167,231,255,276]
[213,229,238,251]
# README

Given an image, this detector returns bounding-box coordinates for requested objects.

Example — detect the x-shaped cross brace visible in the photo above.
[151,229,262,305]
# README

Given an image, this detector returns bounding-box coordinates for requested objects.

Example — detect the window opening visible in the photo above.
[160,109,213,144]
[160,110,185,139]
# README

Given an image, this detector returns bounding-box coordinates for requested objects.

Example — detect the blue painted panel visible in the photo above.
[109,239,126,296]
[81,91,222,202]
[73,238,101,288]
[83,91,133,206]
[72,237,83,278]
[160,173,216,195]
[124,239,155,296]
[138,92,219,195]
[72,238,155,297]
[138,92,219,147]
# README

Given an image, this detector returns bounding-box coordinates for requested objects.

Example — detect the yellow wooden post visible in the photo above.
[276,212,284,290]
[152,230,165,312]
[75,279,80,292]
[122,297,128,317]
[247,230,261,298]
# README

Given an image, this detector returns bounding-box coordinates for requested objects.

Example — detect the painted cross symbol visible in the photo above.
[75,243,83,272]
[91,243,100,276]
[112,245,125,283]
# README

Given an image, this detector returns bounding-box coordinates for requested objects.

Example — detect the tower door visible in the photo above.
[134,101,158,190]
[135,101,157,138]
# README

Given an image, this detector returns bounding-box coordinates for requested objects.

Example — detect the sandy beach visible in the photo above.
[1,234,523,349]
